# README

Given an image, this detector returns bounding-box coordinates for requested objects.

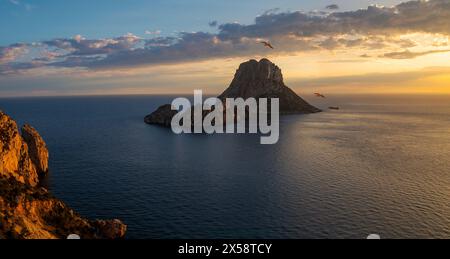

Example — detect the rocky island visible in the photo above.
[145,58,321,127]
[0,111,126,239]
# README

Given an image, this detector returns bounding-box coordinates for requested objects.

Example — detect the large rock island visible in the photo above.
[0,111,126,239]
[145,58,320,126]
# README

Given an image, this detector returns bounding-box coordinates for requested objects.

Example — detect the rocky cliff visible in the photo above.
[0,112,39,187]
[219,59,320,114]
[145,58,320,126]
[21,125,49,176]
[0,111,126,239]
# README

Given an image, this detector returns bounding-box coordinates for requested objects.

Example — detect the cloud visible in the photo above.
[145,30,162,35]
[0,43,28,64]
[325,4,339,10]
[85,32,255,69]
[1,0,450,74]
[217,0,450,40]
[382,49,450,59]
[43,33,141,56]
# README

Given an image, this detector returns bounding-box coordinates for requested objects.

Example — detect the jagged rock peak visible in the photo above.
[219,58,286,100]
[219,59,321,114]
[232,58,284,84]
[0,111,39,187]
[21,124,49,176]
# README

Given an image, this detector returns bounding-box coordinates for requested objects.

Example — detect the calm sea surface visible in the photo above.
[1,94,449,239]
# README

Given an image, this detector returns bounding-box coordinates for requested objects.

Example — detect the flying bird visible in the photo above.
[260,41,274,49]
[314,93,326,98]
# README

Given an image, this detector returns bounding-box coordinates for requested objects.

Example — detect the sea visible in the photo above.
[1,94,449,239]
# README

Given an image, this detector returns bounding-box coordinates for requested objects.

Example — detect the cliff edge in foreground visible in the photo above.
[0,111,126,239]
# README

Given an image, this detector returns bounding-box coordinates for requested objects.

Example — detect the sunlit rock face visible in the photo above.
[0,111,127,239]
[0,111,39,187]
[21,124,49,176]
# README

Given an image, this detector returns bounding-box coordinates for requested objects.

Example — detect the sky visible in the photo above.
[1,0,450,96]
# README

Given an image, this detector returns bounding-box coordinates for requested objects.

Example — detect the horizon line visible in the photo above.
[3,92,450,99]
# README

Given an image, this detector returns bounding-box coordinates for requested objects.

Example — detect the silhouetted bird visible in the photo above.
[314,93,326,98]
[260,41,274,49]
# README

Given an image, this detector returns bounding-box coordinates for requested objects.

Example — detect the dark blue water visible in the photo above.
[1,95,449,239]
